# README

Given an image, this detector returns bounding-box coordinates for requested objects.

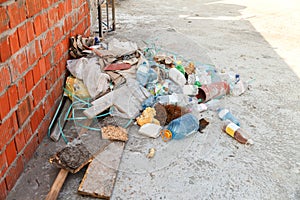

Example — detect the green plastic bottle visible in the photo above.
[175,61,185,75]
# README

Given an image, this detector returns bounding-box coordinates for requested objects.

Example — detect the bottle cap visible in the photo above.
[161,130,172,142]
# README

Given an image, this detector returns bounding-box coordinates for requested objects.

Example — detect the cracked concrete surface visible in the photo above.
[7,0,300,199]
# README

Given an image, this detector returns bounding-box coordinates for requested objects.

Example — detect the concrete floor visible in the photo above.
[7,0,300,199]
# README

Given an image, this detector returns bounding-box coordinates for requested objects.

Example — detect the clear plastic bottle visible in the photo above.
[222,121,254,145]
[161,113,199,141]
[217,108,240,126]
[136,60,150,86]
[204,99,221,111]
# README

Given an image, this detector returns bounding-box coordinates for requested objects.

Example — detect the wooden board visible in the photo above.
[45,169,69,200]
[46,118,94,200]
[78,142,125,199]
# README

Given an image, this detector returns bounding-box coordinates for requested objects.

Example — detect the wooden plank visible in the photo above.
[46,118,94,200]
[45,169,69,200]
[50,98,72,142]
[78,142,125,199]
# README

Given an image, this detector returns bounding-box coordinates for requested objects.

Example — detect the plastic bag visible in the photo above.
[66,57,89,80]
[81,58,110,98]
[65,76,91,101]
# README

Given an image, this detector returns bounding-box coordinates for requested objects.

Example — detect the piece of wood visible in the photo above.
[45,169,69,200]
[78,142,125,199]
[50,98,72,142]
[46,118,94,199]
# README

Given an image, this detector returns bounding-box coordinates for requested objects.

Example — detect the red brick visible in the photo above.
[30,104,44,133]
[9,51,28,82]
[40,31,52,54]
[54,78,63,99]
[0,65,11,93]
[5,156,24,191]
[53,25,64,43]
[11,111,19,132]
[7,84,19,109]
[32,64,41,84]
[33,15,42,37]
[25,70,34,92]
[39,12,49,33]
[64,15,72,32]
[58,2,66,20]
[53,43,63,64]
[7,0,27,28]
[32,78,46,106]
[5,140,17,166]
[26,20,35,43]
[9,29,20,54]
[43,92,54,115]
[45,67,56,90]
[16,96,32,127]
[0,35,11,62]
[38,57,47,77]
[41,0,49,9]
[0,179,7,200]
[25,0,36,17]
[35,1,43,15]
[26,40,41,66]
[22,135,38,163]
[22,122,33,143]
[16,78,27,100]
[0,113,18,152]
[0,151,8,178]
[48,6,59,27]
[66,0,72,13]
[0,6,9,33]
[38,117,50,143]
[14,131,26,153]
[17,23,28,47]
[44,52,52,69]
[0,92,10,122]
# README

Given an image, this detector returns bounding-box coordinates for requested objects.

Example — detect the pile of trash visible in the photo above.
[45,35,255,199]
[61,35,254,145]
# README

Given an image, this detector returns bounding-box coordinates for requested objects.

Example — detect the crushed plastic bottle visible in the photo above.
[222,121,254,145]
[161,113,199,141]
[217,108,240,126]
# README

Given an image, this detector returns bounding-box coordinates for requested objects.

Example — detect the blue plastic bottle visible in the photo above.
[161,113,199,141]
[217,108,240,126]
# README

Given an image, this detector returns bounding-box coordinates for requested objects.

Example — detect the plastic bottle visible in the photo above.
[136,60,150,86]
[204,99,221,111]
[169,68,186,86]
[175,61,185,75]
[231,80,247,96]
[222,121,254,145]
[217,108,240,126]
[156,93,197,106]
[161,113,199,141]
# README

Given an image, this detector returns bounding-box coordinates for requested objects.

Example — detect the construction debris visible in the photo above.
[101,125,128,141]
[78,142,125,199]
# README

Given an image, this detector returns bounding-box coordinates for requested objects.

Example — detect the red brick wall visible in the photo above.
[0,0,90,198]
